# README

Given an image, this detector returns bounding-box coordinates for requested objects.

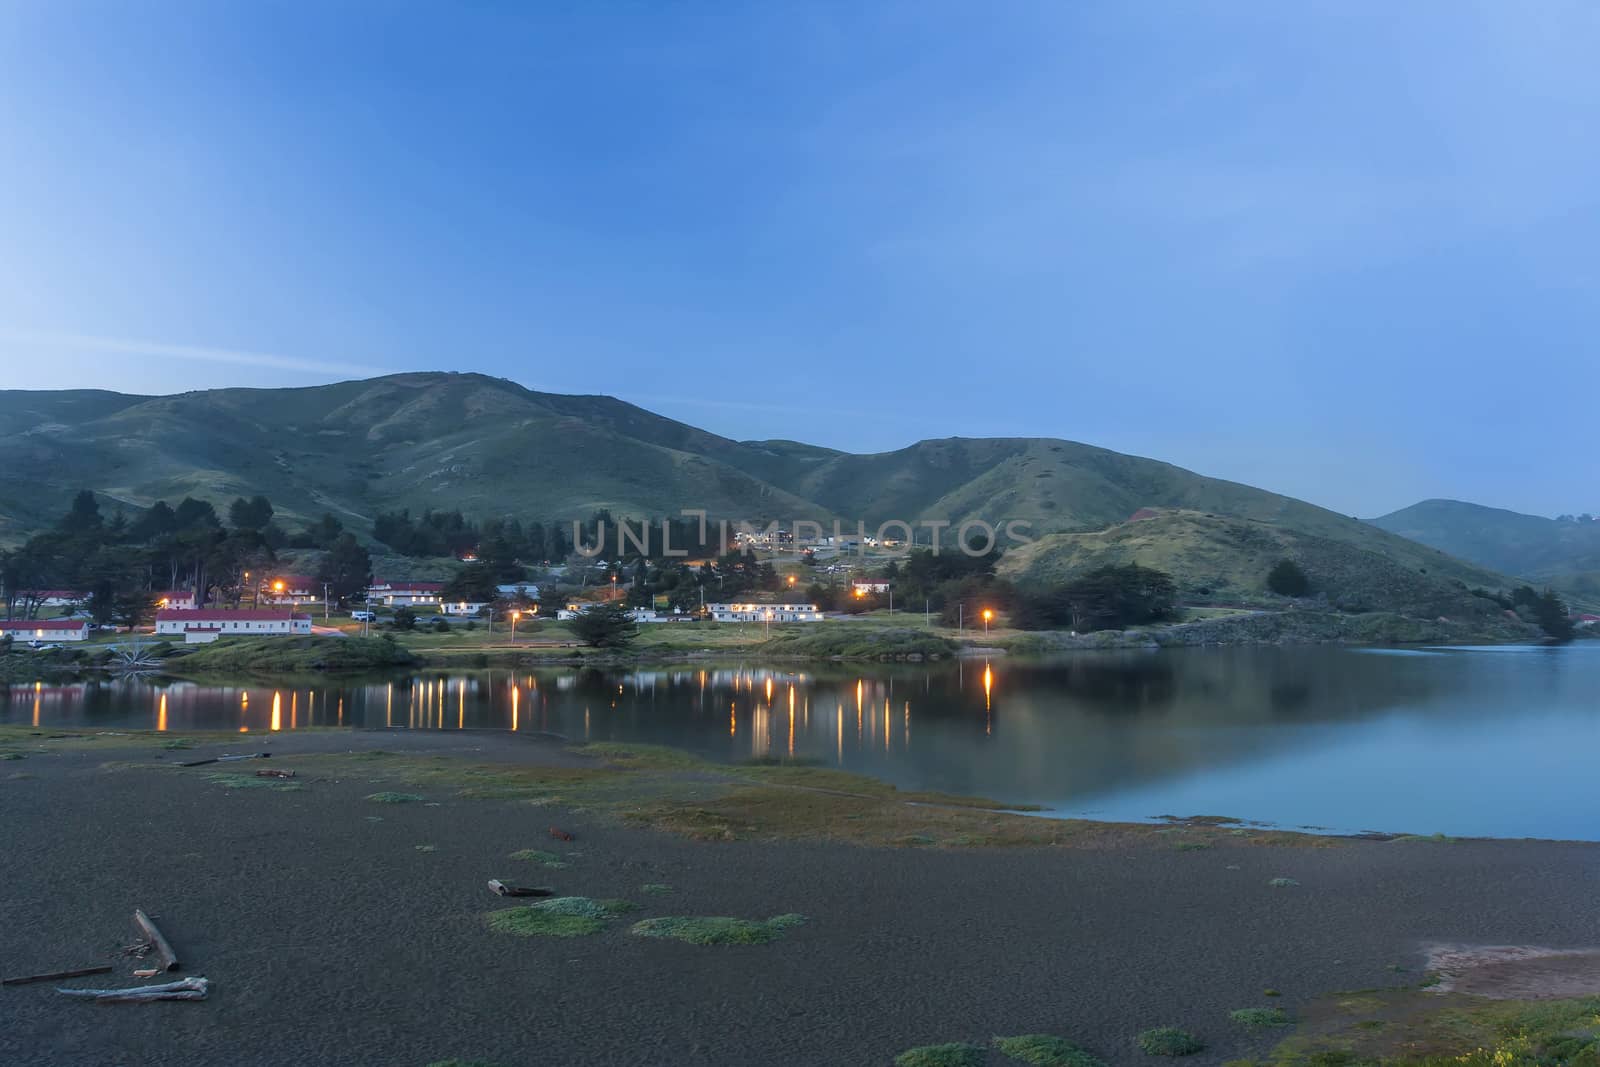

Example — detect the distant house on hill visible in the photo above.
[1577,614,1600,629]
[155,609,312,643]
[0,618,91,643]
[153,590,197,610]
[852,578,891,595]
[1127,508,1161,522]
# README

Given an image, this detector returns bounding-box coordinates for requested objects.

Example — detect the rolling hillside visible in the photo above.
[1370,499,1600,580]
[0,371,1548,615]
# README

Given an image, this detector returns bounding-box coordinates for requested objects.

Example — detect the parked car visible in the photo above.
[350,610,376,622]
[421,615,449,625]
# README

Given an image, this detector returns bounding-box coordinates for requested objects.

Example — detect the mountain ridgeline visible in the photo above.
[0,371,1560,617]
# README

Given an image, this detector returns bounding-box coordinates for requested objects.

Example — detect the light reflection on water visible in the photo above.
[4,645,1598,839]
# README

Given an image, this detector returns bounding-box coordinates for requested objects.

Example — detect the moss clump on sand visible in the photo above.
[160,738,195,750]
[641,883,673,894]
[204,772,302,791]
[509,848,568,869]
[994,1034,1108,1067]
[1230,1007,1291,1030]
[414,844,437,852]
[893,1044,987,1067]
[0,751,27,760]
[485,896,633,938]
[628,913,805,946]
[366,791,424,804]
[1136,1028,1203,1056]
[1268,877,1300,887]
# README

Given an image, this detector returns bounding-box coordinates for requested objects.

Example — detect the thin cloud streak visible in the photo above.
[0,329,392,380]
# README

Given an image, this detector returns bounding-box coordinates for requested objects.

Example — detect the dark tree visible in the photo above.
[317,533,372,604]
[391,606,417,631]
[567,602,639,649]
[443,562,498,603]
[228,495,275,532]
[1267,559,1311,597]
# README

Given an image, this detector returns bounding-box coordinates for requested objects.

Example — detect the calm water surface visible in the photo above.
[6,644,1597,839]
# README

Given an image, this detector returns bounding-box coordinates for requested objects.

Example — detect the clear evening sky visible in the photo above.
[2,3,1595,519]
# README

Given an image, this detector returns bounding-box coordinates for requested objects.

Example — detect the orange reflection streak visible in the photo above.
[338,695,344,726]
[33,680,41,727]
[290,691,298,730]
[884,698,890,753]
[836,703,843,764]
[270,691,282,732]
[157,692,168,733]
[385,683,392,728]
[511,684,519,732]
[730,701,737,737]
[458,679,464,731]
[983,663,993,710]
[904,700,910,746]
[765,677,773,703]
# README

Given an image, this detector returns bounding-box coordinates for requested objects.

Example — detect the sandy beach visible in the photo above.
[3,729,1599,1067]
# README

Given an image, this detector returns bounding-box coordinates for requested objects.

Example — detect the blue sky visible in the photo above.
[2,2,1596,518]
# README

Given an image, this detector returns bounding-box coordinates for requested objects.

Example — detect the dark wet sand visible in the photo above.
[4,731,1600,1067]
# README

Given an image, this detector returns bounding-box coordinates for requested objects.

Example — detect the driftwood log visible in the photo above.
[488,880,555,898]
[57,976,208,1002]
[133,910,179,972]
[254,769,295,779]
[548,826,574,842]
[178,752,270,768]
[3,965,113,986]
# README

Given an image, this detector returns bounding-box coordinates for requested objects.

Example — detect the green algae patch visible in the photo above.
[995,1034,1108,1067]
[485,896,634,938]
[628,913,805,946]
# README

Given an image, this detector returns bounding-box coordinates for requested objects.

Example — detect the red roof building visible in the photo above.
[154,608,312,638]
[0,618,91,641]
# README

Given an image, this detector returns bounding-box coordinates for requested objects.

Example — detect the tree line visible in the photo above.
[0,491,371,624]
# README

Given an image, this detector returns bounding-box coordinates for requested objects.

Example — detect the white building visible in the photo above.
[365,582,445,607]
[852,578,891,594]
[707,602,824,623]
[152,590,197,610]
[155,609,313,641]
[262,575,322,607]
[443,600,490,616]
[0,618,91,643]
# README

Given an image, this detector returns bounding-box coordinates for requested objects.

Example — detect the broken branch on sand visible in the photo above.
[3,965,113,986]
[57,976,208,1002]
[133,910,179,972]
[254,768,296,779]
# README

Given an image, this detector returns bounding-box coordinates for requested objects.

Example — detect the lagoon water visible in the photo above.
[6,644,1598,839]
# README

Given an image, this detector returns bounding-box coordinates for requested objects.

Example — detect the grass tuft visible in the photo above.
[994,1033,1108,1067]
[1390,832,1458,844]
[1229,1007,1291,1030]
[894,1043,987,1067]
[204,772,302,791]
[1136,1028,1204,1056]
[159,738,195,750]
[629,913,805,946]
[0,751,27,760]
[641,883,674,894]
[366,791,424,804]
[414,844,437,853]
[1268,877,1300,888]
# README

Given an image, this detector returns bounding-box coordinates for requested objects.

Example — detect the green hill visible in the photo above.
[999,509,1516,619]
[1369,499,1600,582]
[0,372,1553,619]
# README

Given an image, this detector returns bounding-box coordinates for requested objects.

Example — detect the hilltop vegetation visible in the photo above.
[999,509,1519,620]
[1370,498,1600,588]
[0,373,1568,630]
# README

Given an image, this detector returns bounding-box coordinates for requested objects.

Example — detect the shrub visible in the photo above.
[1268,560,1311,597]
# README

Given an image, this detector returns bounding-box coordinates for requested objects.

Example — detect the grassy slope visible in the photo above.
[1371,498,1600,580]
[999,509,1518,618]
[0,374,1538,614]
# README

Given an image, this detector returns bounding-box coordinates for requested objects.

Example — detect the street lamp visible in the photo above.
[982,608,993,637]
[510,610,520,646]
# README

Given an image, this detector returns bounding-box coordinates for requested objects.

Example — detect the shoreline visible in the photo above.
[4,727,1600,1066]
